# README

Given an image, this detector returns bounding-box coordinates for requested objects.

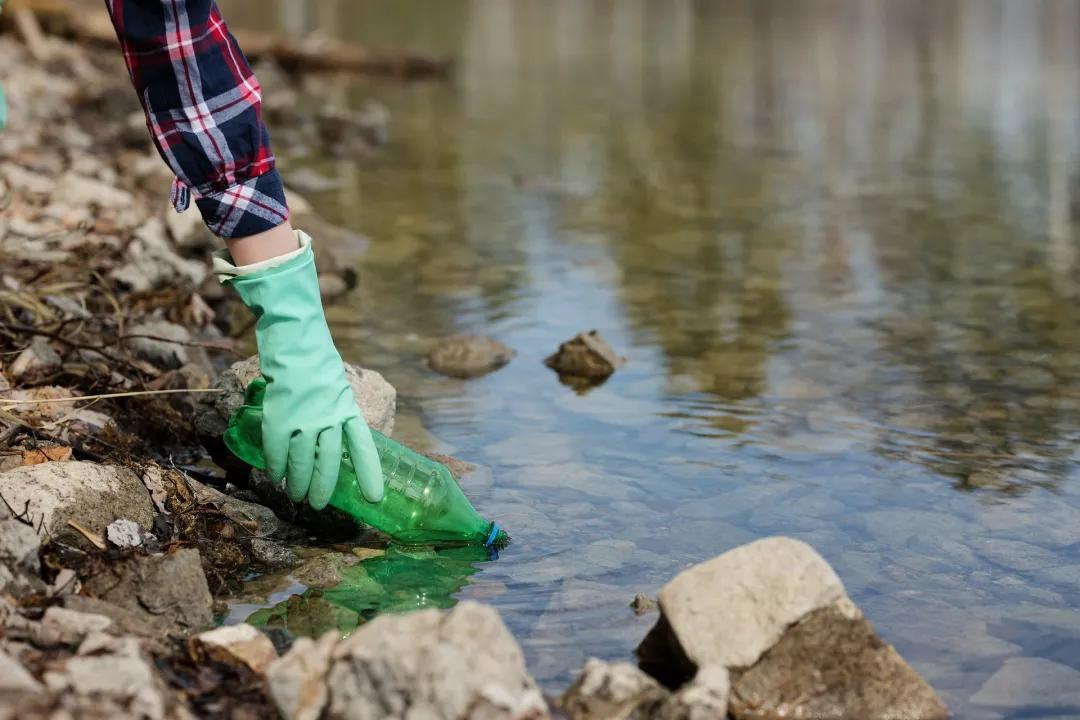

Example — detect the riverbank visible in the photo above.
[0,23,950,720]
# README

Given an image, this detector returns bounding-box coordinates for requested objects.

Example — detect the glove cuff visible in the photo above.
[213,230,310,283]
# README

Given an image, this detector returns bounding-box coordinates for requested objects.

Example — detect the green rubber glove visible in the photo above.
[225,238,384,509]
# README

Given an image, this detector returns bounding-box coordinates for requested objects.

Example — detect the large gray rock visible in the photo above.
[195,355,396,440]
[640,537,847,677]
[82,548,213,633]
[0,462,154,548]
[729,601,947,720]
[637,537,948,720]
[267,601,548,720]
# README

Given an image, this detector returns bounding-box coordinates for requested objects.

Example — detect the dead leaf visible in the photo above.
[22,446,73,464]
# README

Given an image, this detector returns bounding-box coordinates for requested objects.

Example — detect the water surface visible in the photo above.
[220,2,1080,716]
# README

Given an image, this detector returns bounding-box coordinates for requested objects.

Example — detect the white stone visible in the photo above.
[41,606,113,639]
[0,648,42,693]
[192,624,277,674]
[164,205,211,251]
[106,519,143,549]
[267,631,338,720]
[560,658,666,720]
[659,665,729,720]
[56,171,134,209]
[268,602,547,720]
[653,536,849,669]
[0,462,154,546]
[0,519,40,571]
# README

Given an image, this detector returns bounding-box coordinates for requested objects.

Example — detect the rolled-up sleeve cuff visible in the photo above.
[190,169,290,239]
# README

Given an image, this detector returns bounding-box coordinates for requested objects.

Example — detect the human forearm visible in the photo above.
[105,0,290,243]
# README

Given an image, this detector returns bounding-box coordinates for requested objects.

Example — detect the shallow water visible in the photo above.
[219,1,1080,716]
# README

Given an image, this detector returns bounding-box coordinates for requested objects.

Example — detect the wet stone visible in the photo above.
[545,330,626,381]
[729,603,948,720]
[630,593,659,615]
[427,334,516,379]
[249,538,300,569]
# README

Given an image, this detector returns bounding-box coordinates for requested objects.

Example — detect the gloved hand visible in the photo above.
[219,231,383,509]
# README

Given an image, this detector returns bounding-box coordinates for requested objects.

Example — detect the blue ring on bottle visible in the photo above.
[485,523,501,547]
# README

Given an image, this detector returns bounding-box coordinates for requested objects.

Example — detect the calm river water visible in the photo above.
[219,2,1080,716]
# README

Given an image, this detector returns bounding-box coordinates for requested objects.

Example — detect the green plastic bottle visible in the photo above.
[224,377,509,549]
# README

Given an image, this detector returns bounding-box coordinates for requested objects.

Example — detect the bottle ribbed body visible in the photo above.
[224,378,509,549]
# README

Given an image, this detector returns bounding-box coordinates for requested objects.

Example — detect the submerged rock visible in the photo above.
[194,355,396,441]
[629,593,658,616]
[636,537,948,720]
[0,462,154,549]
[266,601,548,720]
[427,335,516,379]
[971,657,1080,710]
[544,330,625,381]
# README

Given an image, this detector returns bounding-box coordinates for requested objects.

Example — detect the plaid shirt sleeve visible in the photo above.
[105,0,289,239]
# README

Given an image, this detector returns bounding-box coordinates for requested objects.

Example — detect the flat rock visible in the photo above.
[638,537,847,680]
[971,657,1080,710]
[0,647,42,693]
[0,462,154,548]
[191,623,278,674]
[544,330,625,380]
[195,355,396,440]
[427,335,516,379]
[55,171,133,209]
[62,595,172,638]
[123,318,191,369]
[40,606,113,643]
[8,337,61,379]
[0,518,40,571]
[728,603,948,720]
[82,548,213,633]
[267,601,548,720]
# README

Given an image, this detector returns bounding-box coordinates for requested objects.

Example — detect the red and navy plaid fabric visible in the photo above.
[105,0,288,239]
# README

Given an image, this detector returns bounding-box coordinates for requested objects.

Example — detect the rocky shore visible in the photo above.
[0,27,951,720]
